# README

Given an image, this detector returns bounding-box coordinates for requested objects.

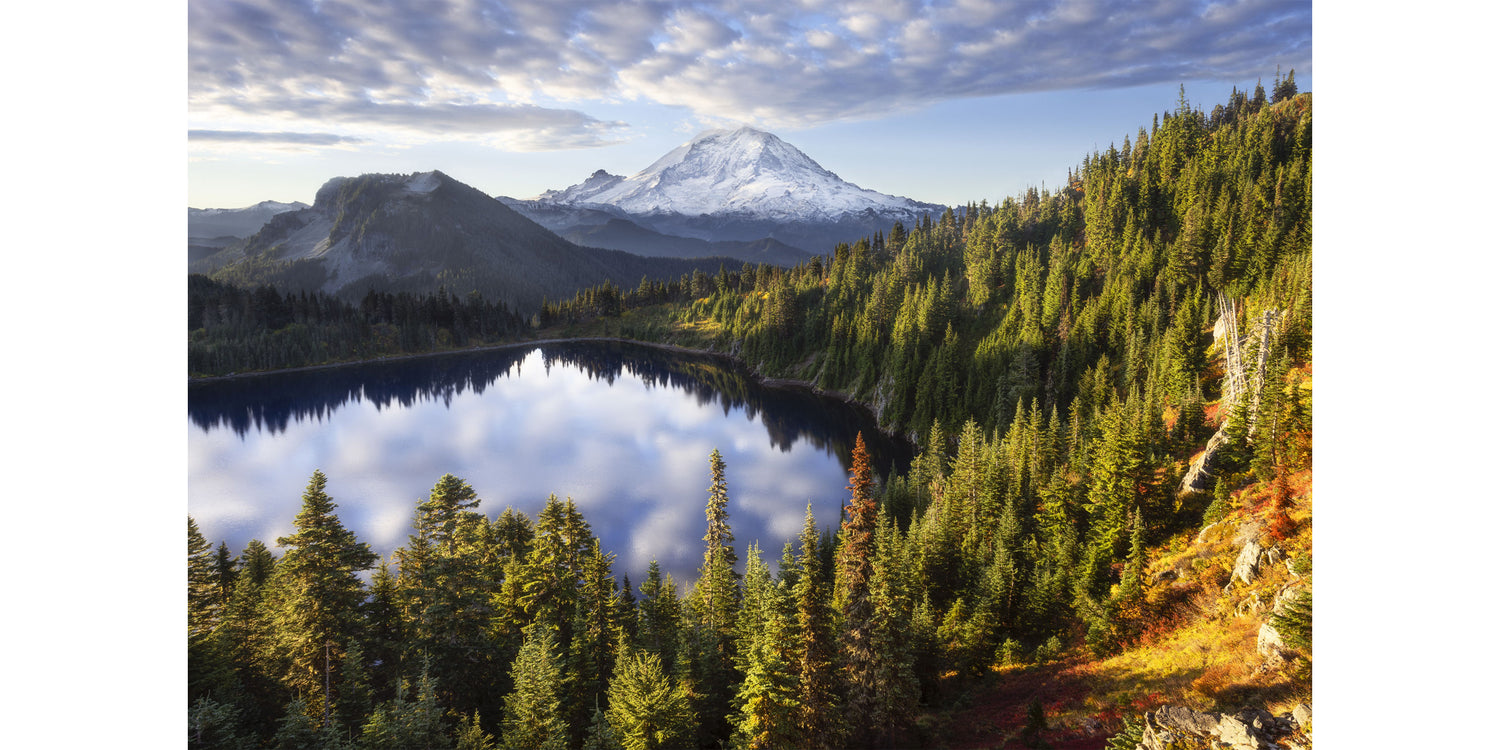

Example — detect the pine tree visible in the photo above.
[607,644,696,750]
[731,546,798,750]
[270,698,326,750]
[360,663,450,750]
[696,449,739,639]
[400,474,495,714]
[864,509,920,746]
[189,516,220,639]
[501,626,569,750]
[455,710,497,750]
[262,471,378,720]
[582,699,622,750]
[214,541,240,608]
[335,642,374,735]
[239,539,276,588]
[793,504,842,749]
[690,449,740,746]
[836,433,883,743]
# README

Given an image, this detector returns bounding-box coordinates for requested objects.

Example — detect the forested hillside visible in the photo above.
[189,82,1312,748]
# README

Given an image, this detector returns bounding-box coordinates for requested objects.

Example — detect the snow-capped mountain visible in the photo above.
[536,127,941,223]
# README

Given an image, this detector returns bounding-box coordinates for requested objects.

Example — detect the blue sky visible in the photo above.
[186,0,1312,208]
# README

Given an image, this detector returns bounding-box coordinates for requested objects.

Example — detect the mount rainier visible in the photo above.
[508,127,947,257]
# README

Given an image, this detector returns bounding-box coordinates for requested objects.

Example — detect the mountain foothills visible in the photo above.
[189,201,309,264]
[189,81,1312,749]
[191,169,749,314]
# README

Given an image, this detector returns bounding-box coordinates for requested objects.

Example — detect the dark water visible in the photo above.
[188,340,911,586]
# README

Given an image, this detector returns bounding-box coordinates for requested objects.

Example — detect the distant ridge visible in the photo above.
[195,170,745,312]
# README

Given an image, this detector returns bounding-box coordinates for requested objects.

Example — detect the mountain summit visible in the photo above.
[524,127,946,253]
[538,127,941,223]
[193,170,741,311]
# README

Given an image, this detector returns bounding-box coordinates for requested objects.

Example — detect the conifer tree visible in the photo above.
[455,710,497,750]
[501,626,569,750]
[262,471,377,720]
[607,644,696,750]
[863,508,921,746]
[360,663,450,750]
[731,546,798,750]
[239,539,276,588]
[214,541,239,608]
[189,516,220,640]
[793,504,842,749]
[270,698,332,750]
[690,449,740,746]
[637,560,683,671]
[836,433,883,742]
[696,449,739,640]
[582,698,622,750]
[335,642,374,735]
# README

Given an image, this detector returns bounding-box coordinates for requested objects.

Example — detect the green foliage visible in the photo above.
[607,646,695,750]
[262,472,377,719]
[500,627,569,750]
[1270,590,1312,652]
[359,666,450,750]
[1104,715,1144,750]
[455,710,497,750]
[189,695,253,750]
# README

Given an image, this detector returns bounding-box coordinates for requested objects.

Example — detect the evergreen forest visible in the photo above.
[189,81,1313,748]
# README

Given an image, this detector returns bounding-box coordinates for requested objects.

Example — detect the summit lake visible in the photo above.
[188,340,913,586]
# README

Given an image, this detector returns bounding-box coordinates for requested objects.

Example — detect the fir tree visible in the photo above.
[793,504,842,749]
[189,516,220,639]
[607,645,696,750]
[836,433,883,743]
[500,626,569,750]
[731,546,799,750]
[690,448,740,746]
[262,471,377,721]
[455,710,497,750]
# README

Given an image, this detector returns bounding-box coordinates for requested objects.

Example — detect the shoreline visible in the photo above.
[188,334,910,445]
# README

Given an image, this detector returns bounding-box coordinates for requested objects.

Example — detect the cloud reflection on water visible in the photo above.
[188,341,910,587]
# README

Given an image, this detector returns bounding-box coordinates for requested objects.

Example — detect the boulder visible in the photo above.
[1134,705,1306,750]
[1231,539,1264,586]
[1154,705,1221,737]
[1272,584,1305,615]
[1235,519,1264,546]
[1292,703,1312,733]
[1196,520,1223,545]
[1216,712,1273,749]
[1257,621,1286,658]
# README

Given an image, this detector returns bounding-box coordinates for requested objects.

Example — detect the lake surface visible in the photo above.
[188,340,912,587]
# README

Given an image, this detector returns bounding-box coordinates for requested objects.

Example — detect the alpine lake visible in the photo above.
[188,339,913,586]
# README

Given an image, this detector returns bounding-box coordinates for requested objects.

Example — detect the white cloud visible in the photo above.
[189,0,1310,149]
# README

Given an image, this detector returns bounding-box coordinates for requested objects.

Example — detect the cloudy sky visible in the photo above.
[187,0,1312,208]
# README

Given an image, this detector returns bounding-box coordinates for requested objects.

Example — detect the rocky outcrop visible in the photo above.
[1231,539,1264,586]
[1257,621,1286,658]
[1292,703,1312,734]
[1135,704,1311,750]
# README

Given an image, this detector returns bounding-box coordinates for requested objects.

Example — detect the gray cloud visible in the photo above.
[190,0,1311,140]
